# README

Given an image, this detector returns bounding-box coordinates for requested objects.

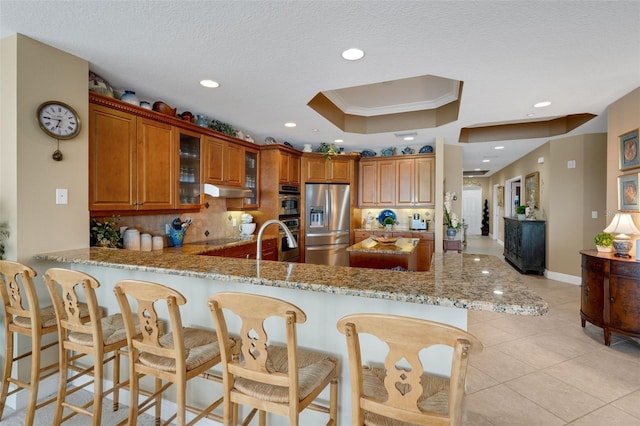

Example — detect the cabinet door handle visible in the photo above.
[610,297,615,303]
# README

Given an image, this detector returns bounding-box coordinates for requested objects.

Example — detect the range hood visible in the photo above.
[203,183,253,198]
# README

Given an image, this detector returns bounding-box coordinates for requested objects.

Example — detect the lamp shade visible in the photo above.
[603,213,640,236]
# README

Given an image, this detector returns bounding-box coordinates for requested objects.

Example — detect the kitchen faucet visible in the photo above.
[256,219,298,261]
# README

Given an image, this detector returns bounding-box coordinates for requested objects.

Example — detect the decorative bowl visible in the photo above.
[153,101,177,117]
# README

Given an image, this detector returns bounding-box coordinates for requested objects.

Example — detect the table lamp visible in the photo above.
[603,212,640,258]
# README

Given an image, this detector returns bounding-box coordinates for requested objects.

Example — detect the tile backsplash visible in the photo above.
[94,198,258,245]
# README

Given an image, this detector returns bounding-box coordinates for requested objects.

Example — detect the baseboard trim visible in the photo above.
[545,270,581,285]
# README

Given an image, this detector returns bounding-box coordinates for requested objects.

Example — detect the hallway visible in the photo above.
[463,235,640,425]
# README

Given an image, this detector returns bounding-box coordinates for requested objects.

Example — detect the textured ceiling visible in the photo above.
[2,1,639,176]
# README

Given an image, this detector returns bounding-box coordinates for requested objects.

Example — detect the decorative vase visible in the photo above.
[385,224,393,231]
[447,228,457,240]
[139,100,152,110]
[303,144,313,152]
[168,228,185,247]
[196,114,207,127]
[596,245,613,253]
[120,90,140,106]
[517,214,526,220]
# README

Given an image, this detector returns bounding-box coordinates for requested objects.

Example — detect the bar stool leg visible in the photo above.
[25,335,42,426]
[112,350,120,411]
[92,349,103,426]
[0,330,14,420]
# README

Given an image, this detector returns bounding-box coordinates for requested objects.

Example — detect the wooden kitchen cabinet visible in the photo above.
[89,103,175,211]
[353,230,434,271]
[279,151,301,185]
[302,154,354,183]
[202,238,277,260]
[580,251,640,345]
[396,156,435,207]
[358,159,396,207]
[204,136,244,187]
[358,154,434,208]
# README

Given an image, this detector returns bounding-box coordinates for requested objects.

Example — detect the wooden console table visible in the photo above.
[580,250,640,345]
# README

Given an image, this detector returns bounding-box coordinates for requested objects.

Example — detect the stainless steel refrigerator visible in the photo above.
[304,183,351,266]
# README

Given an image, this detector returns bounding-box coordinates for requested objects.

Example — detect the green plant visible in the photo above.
[516,205,527,215]
[90,216,122,248]
[208,119,237,137]
[0,221,9,259]
[383,217,395,225]
[594,232,614,247]
[317,143,338,160]
[481,199,490,235]
[443,191,461,230]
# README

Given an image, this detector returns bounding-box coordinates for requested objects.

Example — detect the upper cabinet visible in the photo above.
[302,154,355,183]
[89,92,259,213]
[204,136,244,186]
[89,103,175,211]
[357,154,435,208]
[358,159,396,207]
[279,151,301,185]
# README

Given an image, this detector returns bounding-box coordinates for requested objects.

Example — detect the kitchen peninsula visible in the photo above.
[347,237,419,270]
[35,247,546,425]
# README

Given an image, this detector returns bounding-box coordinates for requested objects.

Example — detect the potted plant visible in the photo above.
[481,199,490,235]
[0,221,9,260]
[516,205,527,220]
[90,216,122,248]
[383,216,395,231]
[594,232,614,253]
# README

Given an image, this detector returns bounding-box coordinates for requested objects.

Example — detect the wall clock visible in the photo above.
[36,100,81,140]
[36,100,81,161]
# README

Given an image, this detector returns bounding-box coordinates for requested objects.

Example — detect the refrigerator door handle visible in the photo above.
[325,189,331,225]
[305,231,350,238]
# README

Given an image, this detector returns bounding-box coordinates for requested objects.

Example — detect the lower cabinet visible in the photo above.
[580,251,640,345]
[503,218,545,274]
[202,239,277,260]
[354,231,434,271]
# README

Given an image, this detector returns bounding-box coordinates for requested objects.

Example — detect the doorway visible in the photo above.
[505,176,522,218]
[462,187,482,235]
[492,183,500,241]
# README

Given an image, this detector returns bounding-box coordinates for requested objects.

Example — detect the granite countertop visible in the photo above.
[354,227,433,233]
[163,236,274,255]
[347,237,419,255]
[34,245,547,316]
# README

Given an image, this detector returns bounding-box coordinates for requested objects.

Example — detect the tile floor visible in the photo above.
[463,235,640,426]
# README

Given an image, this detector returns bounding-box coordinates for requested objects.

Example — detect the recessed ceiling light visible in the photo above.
[533,101,551,108]
[482,159,490,163]
[284,122,296,128]
[312,128,319,132]
[334,139,343,143]
[494,146,504,150]
[474,168,481,171]
[403,136,415,141]
[341,48,365,61]
[200,79,220,88]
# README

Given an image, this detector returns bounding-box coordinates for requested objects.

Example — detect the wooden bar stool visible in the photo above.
[114,279,233,426]
[208,292,339,426]
[337,313,483,426]
[44,268,134,425]
[0,261,82,425]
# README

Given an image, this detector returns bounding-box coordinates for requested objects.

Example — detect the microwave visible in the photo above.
[278,185,301,216]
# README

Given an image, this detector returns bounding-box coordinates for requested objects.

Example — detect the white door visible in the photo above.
[462,187,482,235]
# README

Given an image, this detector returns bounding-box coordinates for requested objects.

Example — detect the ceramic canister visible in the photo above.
[123,229,141,250]
[140,233,152,251]
[120,90,140,106]
[152,236,164,250]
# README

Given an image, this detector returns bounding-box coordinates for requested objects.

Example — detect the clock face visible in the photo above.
[37,101,81,140]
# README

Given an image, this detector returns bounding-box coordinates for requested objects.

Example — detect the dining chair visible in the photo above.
[208,292,338,426]
[44,268,133,425]
[114,279,233,426]
[337,313,483,426]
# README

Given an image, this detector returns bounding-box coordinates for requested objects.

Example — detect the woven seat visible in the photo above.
[337,313,483,426]
[0,261,88,425]
[44,268,134,426]
[208,292,338,426]
[114,279,232,426]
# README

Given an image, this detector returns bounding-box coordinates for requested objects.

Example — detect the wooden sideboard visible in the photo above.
[503,218,545,274]
[580,250,640,345]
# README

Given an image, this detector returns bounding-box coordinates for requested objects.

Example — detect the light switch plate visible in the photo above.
[56,188,68,205]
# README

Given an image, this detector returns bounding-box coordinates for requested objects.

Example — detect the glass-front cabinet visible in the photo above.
[177,129,202,207]
[244,148,259,208]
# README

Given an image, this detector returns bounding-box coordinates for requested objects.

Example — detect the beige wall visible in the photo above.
[489,134,607,278]
[607,87,640,254]
[1,34,89,263]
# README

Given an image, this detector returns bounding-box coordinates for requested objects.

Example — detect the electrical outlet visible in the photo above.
[592,211,598,219]
[56,188,68,205]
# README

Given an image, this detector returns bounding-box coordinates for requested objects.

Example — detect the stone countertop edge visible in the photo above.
[33,247,548,316]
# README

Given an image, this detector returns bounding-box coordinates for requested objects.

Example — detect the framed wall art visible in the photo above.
[497,186,504,207]
[525,172,539,208]
[618,173,640,211]
[619,129,640,171]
